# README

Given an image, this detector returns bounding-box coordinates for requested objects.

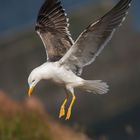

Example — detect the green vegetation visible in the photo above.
[0,111,51,140]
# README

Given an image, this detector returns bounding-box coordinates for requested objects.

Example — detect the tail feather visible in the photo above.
[81,80,109,94]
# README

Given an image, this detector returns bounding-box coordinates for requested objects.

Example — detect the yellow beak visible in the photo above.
[28,87,34,97]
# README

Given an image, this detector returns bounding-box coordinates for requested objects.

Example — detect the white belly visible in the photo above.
[41,62,82,85]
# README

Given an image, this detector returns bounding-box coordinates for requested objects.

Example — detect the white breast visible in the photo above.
[39,62,82,85]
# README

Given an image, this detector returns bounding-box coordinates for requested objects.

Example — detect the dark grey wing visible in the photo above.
[36,0,74,62]
[60,0,132,74]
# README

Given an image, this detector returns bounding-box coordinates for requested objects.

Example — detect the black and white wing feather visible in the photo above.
[60,0,132,74]
[36,0,74,62]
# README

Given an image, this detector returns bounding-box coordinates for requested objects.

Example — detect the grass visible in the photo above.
[0,110,51,140]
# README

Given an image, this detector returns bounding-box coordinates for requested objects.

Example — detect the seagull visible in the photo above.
[28,0,132,120]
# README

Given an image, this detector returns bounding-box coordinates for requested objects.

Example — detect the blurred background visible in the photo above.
[0,0,140,140]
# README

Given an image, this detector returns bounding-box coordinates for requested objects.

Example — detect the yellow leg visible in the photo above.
[65,95,76,120]
[59,98,67,118]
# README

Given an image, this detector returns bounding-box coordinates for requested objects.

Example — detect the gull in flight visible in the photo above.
[28,0,132,120]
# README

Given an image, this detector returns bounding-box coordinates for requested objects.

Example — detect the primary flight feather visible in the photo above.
[35,0,74,61]
[28,0,132,120]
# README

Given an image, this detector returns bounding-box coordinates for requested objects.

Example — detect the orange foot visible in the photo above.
[59,99,67,118]
[65,96,76,120]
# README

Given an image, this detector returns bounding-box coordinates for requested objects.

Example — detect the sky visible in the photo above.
[0,0,139,35]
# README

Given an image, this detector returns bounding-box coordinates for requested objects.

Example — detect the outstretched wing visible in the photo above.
[36,0,74,62]
[60,0,132,74]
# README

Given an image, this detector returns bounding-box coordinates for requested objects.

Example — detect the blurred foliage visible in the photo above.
[0,93,90,140]
[0,111,51,140]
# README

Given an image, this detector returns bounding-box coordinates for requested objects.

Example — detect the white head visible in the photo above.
[28,68,42,96]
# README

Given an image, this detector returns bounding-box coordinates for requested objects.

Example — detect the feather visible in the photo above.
[60,0,132,74]
[36,0,74,62]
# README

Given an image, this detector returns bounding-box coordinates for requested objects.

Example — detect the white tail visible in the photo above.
[81,80,109,94]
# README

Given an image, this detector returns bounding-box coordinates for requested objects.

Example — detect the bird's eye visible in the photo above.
[32,80,35,83]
